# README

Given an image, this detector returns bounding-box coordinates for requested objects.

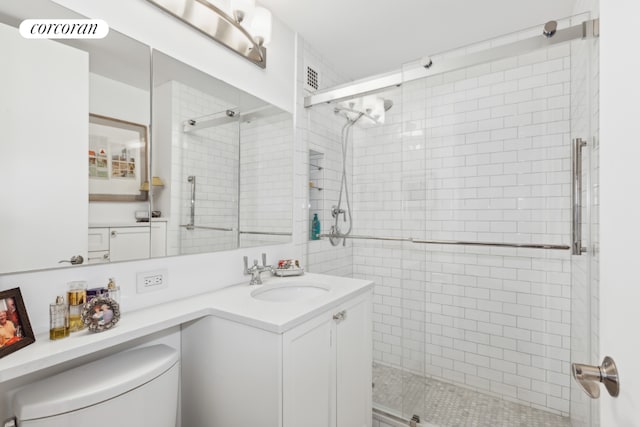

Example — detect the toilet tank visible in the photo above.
[12,344,179,427]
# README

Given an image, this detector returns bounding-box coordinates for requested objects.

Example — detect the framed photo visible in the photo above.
[81,296,121,333]
[88,113,148,202]
[0,288,35,358]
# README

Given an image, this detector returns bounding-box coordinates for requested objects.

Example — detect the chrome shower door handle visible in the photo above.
[572,356,620,399]
[571,137,587,255]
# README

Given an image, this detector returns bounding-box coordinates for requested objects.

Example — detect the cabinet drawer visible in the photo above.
[87,250,110,264]
[88,228,109,251]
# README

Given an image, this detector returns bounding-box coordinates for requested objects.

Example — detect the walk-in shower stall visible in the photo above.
[305,14,598,427]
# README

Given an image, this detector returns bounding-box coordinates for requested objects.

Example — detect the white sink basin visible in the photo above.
[251,282,330,302]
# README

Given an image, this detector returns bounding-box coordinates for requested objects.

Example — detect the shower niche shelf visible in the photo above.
[309,150,324,241]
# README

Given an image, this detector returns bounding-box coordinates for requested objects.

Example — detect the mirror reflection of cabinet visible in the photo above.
[0,0,293,277]
[88,222,166,264]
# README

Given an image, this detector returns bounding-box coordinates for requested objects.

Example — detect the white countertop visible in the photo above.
[0,273,372,384]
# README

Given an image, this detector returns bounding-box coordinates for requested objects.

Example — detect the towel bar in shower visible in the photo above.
[180,224,234,232]
[318,234,571,251]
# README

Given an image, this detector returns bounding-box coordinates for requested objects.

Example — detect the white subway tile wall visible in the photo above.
[349,41,576,416]
[239,110,294,248]
[296,38,355,276]
[302,17,596,420]
[163,83,293,253]
[167,81,239,254]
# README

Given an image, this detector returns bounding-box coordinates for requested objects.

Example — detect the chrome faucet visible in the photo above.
[243,253,273,285]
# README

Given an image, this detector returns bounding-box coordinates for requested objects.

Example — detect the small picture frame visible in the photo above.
[0,287,35,359]
[81,296,120,333]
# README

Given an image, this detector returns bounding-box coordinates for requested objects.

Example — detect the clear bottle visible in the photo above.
[49,295,69,340]
[107,277,120,305]
[67,281,87,332]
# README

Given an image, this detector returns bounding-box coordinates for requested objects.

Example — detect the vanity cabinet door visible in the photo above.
[283,291,372,427]
[336,294,372,427]
[109,227,150,262]
[283,313,335,427]
[150,222,167,257]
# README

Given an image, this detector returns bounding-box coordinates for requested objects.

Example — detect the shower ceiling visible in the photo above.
[259,0,579,80]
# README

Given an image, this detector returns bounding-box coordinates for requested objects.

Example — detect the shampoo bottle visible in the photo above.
[311,213,321,240]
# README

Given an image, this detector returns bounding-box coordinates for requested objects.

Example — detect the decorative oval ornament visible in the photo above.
[81,296,120,332]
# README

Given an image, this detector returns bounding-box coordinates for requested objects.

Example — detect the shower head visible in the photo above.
[334,97,392,124]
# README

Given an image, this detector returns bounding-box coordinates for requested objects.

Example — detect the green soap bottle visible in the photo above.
[311,213,320,240]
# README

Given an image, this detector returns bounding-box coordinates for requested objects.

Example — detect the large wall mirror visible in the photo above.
[0,0,151,275]
[0,0,292,276]
[151,51,292,258]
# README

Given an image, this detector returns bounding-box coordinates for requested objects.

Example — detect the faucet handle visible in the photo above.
[262,253,267,266]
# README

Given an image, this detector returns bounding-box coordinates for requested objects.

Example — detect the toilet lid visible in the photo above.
[13,344,179,421]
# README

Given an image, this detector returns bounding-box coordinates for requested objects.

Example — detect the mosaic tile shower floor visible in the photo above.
[373,363,571,427]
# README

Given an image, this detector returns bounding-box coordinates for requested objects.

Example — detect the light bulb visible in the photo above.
[230,0,255,23]
[250,6,272,46]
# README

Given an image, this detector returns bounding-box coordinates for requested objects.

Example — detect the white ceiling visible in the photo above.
[260,0,579,81]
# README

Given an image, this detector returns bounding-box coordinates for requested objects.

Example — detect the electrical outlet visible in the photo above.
[136,269,168,293]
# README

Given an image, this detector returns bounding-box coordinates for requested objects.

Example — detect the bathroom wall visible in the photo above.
[295,37,355,276]
[348,29,578,415]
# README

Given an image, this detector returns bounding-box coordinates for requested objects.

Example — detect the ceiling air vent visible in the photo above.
[306,65,319,91]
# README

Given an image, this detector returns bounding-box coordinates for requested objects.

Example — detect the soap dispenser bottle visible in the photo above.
[311,213,321,240]
[49,296,69,340]
[107,277,120,304]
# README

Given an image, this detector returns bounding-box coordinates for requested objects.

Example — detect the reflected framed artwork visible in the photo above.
[0,287,35,358]
[89,113,148,202]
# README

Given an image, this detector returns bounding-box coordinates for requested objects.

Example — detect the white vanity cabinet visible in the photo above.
[181,289,372,427]
[88,222,166,263]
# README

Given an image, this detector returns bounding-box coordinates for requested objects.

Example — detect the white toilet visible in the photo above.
[11,344,179,427]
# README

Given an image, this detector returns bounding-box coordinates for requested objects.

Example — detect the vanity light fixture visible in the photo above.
[145,0,271,68]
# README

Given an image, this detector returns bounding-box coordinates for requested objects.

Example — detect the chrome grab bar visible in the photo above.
[572,138,587,255]
[412,239,570,250]
[187,175,196,229]
[318,233,570,250]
